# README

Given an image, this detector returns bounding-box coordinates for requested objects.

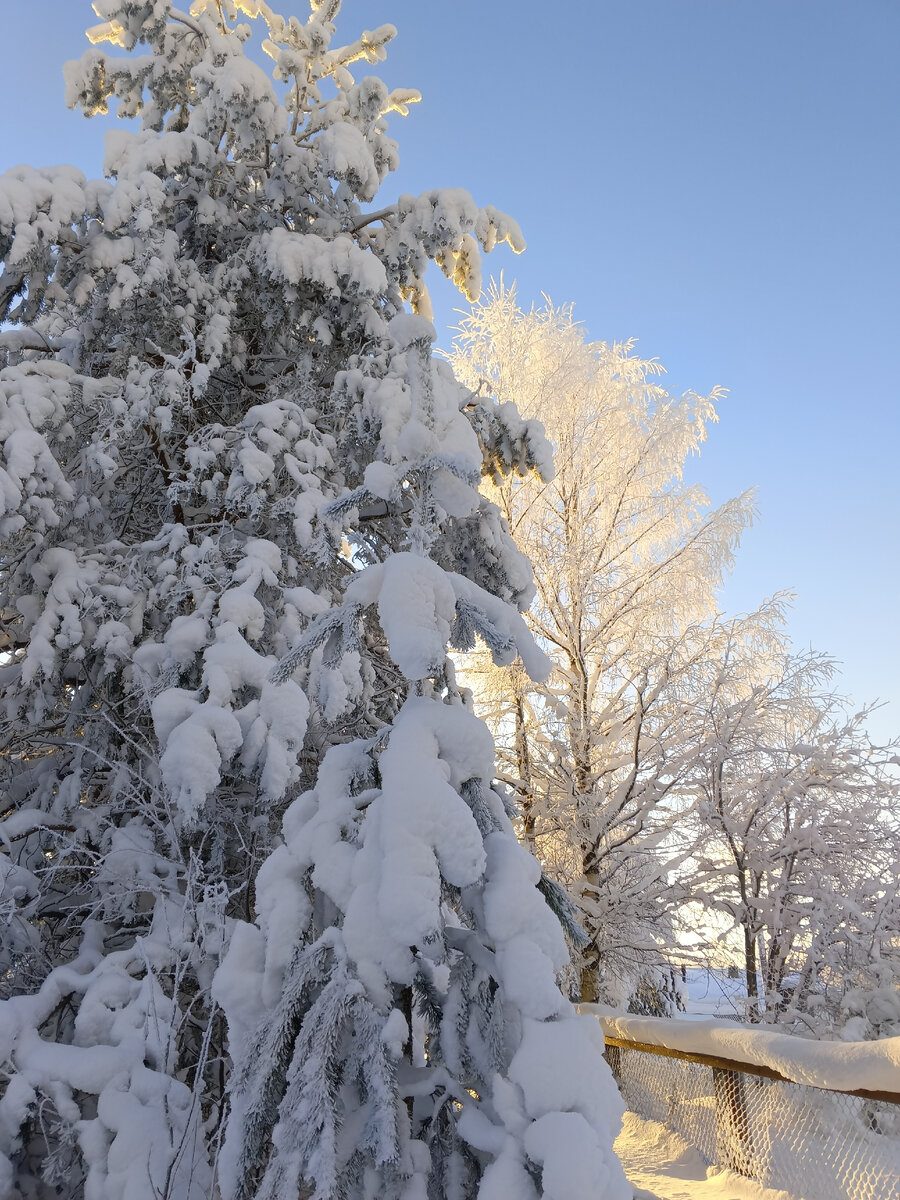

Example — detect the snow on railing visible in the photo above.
[580,1006,900,1200]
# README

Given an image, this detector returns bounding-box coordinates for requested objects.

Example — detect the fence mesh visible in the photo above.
[607,1042,900,1200]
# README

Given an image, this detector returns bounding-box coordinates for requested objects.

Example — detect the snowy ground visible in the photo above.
[614,1113,793,1200]
[680,968,750,1020]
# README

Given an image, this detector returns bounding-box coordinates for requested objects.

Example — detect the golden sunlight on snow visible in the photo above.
[614,1113,793,1200]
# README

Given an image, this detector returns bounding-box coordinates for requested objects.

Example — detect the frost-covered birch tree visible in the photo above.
[683,641,900,1032]
[449,284,754,1006]
[0,5,629,1198]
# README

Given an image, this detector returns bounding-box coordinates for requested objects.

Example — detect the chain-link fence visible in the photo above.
[605,1038,900,1200]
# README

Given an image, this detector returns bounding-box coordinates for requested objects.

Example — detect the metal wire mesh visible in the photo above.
[607,1042,900,1200]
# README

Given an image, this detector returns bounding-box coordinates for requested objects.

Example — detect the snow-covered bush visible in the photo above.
[0,3,628,1197]
[839,962,900,1042]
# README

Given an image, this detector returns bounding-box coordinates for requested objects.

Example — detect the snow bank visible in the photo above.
[614,1112,794,1200]
[581,1005,900,1095]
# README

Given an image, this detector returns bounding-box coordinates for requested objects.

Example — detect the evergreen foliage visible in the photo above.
[0,4,628,1197]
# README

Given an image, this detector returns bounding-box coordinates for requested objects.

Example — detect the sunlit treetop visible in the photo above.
[50,0,523,319]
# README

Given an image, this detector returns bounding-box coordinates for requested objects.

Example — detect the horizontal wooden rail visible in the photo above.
[603,1035,900,1107]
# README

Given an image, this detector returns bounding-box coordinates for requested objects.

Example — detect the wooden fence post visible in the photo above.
[605,1041,622,1084]
[712,1067,753,1176]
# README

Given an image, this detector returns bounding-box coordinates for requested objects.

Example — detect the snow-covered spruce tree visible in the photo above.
[0,3,628,1197]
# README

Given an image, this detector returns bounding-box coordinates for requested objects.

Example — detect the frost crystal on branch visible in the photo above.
[0,4,627,1198]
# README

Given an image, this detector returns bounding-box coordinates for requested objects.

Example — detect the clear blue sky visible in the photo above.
[2,1,898,741]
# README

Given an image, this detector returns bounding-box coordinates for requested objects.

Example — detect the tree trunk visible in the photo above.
[514,694,536,851]
[743,920,760,1021]
[579,854,602,1003]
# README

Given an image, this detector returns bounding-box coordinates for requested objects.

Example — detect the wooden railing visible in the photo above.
[595,1025,900,1200]
[603,1035,900,1107]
